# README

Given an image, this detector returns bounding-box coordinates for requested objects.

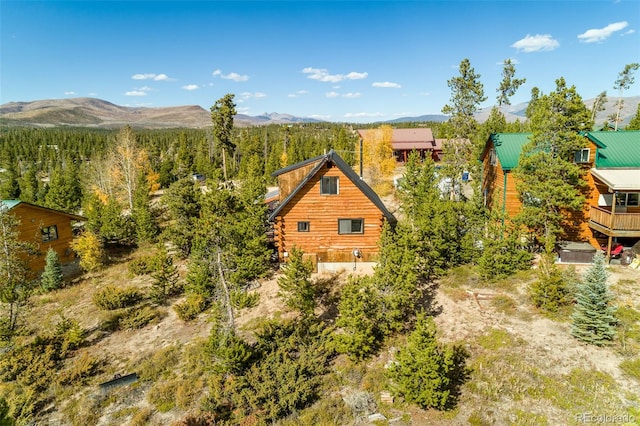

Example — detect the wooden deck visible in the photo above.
[588,206,640,237]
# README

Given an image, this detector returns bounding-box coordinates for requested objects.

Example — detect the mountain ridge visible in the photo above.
[1,96,638,129]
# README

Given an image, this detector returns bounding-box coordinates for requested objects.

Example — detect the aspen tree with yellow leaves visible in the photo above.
[357,125,396,194]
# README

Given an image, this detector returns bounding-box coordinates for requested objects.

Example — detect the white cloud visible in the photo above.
[342,92,361,99]
[64,91,76,95]
[344,112,385,118]
[182,84,199,91]
[125,91,148,97]
[310,114,331,120]
[288,90,309,98]
[625,29,636,36]
[511,34,559,52]
[212,69,249,82]
[131,73,173,81]
[303,67,368,83]
[578,21,628,43]
[419,92,431,96]
[372,81,401,88]
[236,106,250,114]
[239,92,267,99]
[346,71,368,80]
[326,91,340,98]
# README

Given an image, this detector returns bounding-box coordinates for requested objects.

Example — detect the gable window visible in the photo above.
[489,148,497,166]
[574,148,590,164]
[41,225,58,242]
[320,176,339,195]
[618,193,640,207]
[338,218,364,234]
[297,221,310,232]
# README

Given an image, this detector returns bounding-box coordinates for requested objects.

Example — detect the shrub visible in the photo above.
[230,290,259,310]
[57,351,102,385]
[147,380,178,412]
[93,285,142,310]
[478,235,533,280]
[620,357,640,380]
[530,250,576,313]
[54,315,85,352]
[70,231,104,272]
[118,305,162,330]
[127,253,162,276]
[174,294,207,321]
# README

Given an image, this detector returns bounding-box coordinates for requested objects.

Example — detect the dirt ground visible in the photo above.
[25,255,640,425]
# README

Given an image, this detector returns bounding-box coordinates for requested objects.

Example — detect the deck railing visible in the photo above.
[590,206,640,231]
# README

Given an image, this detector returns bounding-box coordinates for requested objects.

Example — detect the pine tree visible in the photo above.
[388,313,468,410]
[571,252,617,346]
[150,247,180,304]
[513,78,592,245]
[373,221,421,334]
[277,247,316,318]
[530,241,575,313]
[334,275,383,361]
[41,248,64,291]
[132,172,158,245]
[627,103,640,130]
[0,205,36,336]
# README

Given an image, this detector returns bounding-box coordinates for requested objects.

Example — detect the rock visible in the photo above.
[368,413,387,422]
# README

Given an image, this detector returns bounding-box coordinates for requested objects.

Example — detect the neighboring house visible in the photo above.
[1,200,86,272]
[357,128,443,163]
[268,150,397,273]
[583,131,640,251]
[480,133,530,218]
[480,131,640,254]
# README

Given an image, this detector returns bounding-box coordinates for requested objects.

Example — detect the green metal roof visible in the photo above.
[0,200,22,210]
[585,131,640,168]
[489,133,532,171]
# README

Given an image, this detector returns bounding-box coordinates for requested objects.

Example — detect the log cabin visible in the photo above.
[268,150,397,273]
[1,200,86,272]
[583,131,640,254]
[480,133,530,218]
[357,128,443,163]
[480,131,640,257]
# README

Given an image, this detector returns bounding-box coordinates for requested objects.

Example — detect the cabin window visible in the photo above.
[618,193,640,207]
[574,148,590,164]
[320,176,339,195]
[338,218,364,234]
[489,148,497,166]
[41,225,58,242]
[297,221,310,232]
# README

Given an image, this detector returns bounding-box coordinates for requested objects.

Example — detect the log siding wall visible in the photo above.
[12,204,78,271]
[273,164,387,265]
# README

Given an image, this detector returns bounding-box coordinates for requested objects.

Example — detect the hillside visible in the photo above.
[0,98,322,129]
[8,249,640,425]
[2,96,638,129]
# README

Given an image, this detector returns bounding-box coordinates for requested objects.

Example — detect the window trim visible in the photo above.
[618,192,640,207]
[320,176,339,195]
[574,148,590,164]
[297,221,310,232]
[41,225,58,242]
[338,218,364,235]
[488,148,497,166]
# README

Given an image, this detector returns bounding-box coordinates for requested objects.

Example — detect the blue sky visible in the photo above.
[1,1,639,123]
